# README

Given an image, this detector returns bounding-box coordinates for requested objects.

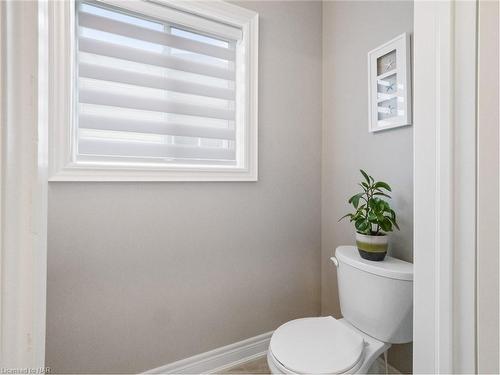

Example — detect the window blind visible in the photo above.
[76,2,239,165]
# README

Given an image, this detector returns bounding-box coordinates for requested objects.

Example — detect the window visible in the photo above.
[48,0,258,181]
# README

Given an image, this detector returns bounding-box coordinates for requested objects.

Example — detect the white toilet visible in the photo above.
[267,245,413,374]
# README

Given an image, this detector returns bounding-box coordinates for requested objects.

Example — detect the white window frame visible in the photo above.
[48,0,258,181]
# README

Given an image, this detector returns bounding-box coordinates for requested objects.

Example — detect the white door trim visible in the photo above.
[413,1,477,373]
[0,0,48,368]
[476,0,499,373]
[452,2,478,372]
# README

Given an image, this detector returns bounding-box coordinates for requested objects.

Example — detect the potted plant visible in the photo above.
[339,170,399,261]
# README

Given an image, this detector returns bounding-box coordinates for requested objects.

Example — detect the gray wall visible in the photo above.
[321,1,414,373]
[45,1,323,373]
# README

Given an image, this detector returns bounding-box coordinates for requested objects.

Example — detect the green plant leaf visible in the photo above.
[380,217,393,232]
[357,183,367,192]
[348,193,364,208]
[338,214,352,222]
[374,192,391,198]
[355,219,370,233]
[376,199,385,212]
[373,181,392,191]
[360,169,371,184]
[353,195,361,208]
[354,218,364,230]
[392,220,400,230]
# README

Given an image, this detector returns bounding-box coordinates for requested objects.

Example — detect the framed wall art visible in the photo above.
[368,33,412,132]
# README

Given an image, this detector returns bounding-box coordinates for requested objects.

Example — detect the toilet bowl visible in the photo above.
[267,316,389,374]
[267,246,413,374]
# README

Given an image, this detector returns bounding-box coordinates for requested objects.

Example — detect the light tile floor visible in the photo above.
[219,354,403,374]
[220,356,270,374]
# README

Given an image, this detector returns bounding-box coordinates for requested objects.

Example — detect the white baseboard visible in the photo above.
[143,331,273,374]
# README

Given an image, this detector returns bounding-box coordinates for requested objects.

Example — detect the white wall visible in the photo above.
[45,1,323,373]
[321,1,414,373]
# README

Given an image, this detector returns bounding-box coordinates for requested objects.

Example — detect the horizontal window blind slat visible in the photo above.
[79,62,234,100]
[79,113,235,140]
[79,11,236,61]
[79,37,235,80]
[79,138,236,161]
[79,88,235,120]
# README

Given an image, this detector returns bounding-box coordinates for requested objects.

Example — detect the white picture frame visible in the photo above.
[367,32,412,132]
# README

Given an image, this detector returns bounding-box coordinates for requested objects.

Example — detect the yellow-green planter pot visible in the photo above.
[355,232,388,261]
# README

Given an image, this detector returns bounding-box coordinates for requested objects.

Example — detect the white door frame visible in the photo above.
[413,1,477,373]
[476,1,499,373]
[0,0,48,368]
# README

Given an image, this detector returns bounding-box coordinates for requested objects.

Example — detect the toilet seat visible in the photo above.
[269,317,365,374]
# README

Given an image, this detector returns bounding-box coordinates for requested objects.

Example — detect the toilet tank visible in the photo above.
[333,246,413,344]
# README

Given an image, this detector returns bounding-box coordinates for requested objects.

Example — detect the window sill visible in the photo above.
[48,163,258,182]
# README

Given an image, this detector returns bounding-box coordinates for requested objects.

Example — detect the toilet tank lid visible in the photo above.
[335,246,413,281]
